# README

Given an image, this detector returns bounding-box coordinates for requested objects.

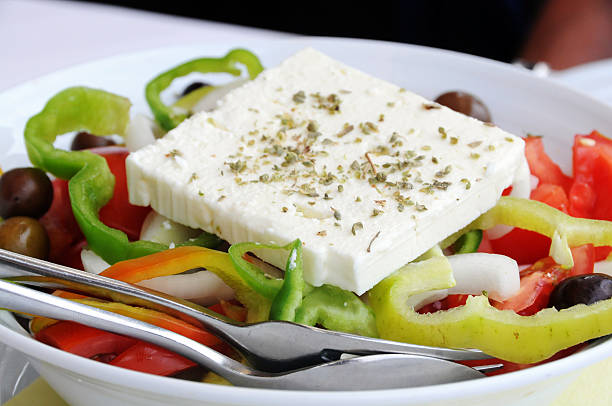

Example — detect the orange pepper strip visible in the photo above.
[99,246,234,283]
[32,246,268,333]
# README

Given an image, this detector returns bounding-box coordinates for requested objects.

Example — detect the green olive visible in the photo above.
[0,216,50,259]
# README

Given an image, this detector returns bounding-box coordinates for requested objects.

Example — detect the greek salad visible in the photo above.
[0,48,611,383]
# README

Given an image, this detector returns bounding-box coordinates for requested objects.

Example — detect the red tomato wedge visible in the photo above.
[494,245,594,315]
[569,130,612,219]
[109,342,196,376]
[36,321,137,359]
[523,136,572,192]
[91,147,151,241]
[37,322,197,377]
[417,294,470,314]
[592,148,612,221]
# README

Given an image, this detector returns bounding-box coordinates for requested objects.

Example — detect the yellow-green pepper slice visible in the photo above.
[371,198,612,363]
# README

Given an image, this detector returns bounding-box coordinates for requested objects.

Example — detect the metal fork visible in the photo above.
[0,248,490,372]
[0,279,497,390]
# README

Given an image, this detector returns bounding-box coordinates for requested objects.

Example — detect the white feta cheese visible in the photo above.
[127,48,525,294]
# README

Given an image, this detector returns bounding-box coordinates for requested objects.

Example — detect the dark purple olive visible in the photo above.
[549,273,612,310]
[434,91,492,123]
[181,82,210,97]
[0,216,50,259]
[71,132,116,151]
[0,167,53,219]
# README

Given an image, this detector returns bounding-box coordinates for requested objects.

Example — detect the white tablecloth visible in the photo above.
[0,0,292,92]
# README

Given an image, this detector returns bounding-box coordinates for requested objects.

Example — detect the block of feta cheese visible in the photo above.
[127,48,526,294]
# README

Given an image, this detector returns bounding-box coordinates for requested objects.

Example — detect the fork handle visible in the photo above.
[0,279,255,380]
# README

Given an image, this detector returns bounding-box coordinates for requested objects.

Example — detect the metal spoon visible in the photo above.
[0,279,491,390]
[0,248,490,372]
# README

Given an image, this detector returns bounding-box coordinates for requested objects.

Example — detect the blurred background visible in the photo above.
[2,0,612,91]
[82,0,612,69]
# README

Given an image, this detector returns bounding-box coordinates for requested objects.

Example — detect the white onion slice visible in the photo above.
[125,114,162,152]
[137,271,234,306]
[192,78,249,113]
[140,211,200,245]
[413,253,520,309]
[447,253,520,301]
[81,248,110,275]
[487,158,531,240]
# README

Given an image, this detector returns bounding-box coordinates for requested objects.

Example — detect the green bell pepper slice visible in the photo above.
[269,240,305,321]
[227,241,285,300]
[295,285,378,337]
[24,87,220,265]
[371,197,612,363]
[145,48,264,131]
[228,239,377,336]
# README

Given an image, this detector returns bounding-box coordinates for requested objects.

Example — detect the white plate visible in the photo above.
[552,58,612,107]
[0,37,611,406]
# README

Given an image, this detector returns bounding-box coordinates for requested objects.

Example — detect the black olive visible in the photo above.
[434,91,492,123]
[0,167,53,219]
[181,82,210,97]
[0,216,50,259]
[549,273,612,310]
[71,132,116,151]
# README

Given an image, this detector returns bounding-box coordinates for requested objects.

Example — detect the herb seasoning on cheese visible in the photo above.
[127,48,526,294]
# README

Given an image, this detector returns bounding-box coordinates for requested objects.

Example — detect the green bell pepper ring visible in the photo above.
[228,239,377,336]
[371,198,612,363]
[369,257,612,363]
[227,241,285,300]
[24,87,219,265]
[145,48,264,131]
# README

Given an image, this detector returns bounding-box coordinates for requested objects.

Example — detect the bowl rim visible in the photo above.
[0,310,610,405]
[0,36,611,404]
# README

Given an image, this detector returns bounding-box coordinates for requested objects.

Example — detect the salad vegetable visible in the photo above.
[23,87,220,265]
[2,48,612,383]
[370,248,612,363]
[145,48,264,131]
[229,240,377,335]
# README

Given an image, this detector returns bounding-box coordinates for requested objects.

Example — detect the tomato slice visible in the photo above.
[592,149,612,221]
[494,245,595,315]
[35,321,136,359]
[109,342,196,376]
[569,131,612,218]
[36,321,197,376]
[91,147,151,241]
[417,294,470,314]
[523,136,572,192]
[39,179,85,267]
[529,183,569,213]
[569,244,595,277]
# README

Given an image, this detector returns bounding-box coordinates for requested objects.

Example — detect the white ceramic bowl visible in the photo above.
[0,37,611,406]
